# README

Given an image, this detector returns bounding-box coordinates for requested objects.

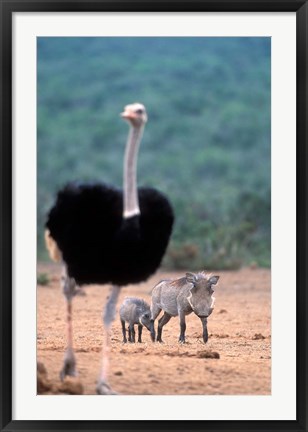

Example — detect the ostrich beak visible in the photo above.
[121,110,135,120]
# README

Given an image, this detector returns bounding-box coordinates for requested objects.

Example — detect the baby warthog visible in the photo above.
[151,271,219,343]
[119,297,155,343]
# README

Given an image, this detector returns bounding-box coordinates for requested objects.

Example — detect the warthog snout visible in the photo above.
[198,307,214,319]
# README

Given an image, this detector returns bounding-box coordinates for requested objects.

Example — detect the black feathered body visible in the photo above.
[46,183,174,286]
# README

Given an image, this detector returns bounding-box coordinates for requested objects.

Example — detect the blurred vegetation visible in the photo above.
[37,272,50,286]
[37,37,271,270]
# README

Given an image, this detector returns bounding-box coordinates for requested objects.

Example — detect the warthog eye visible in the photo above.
[143,313,149,319]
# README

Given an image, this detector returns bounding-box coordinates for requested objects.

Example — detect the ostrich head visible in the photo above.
[121,103,148,128]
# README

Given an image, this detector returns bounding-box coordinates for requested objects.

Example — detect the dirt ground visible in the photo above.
[37,263,271,395]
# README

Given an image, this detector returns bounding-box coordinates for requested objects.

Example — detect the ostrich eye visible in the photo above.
[135,109,144,115]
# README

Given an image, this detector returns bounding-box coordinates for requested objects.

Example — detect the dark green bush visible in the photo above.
[37,273,50,286]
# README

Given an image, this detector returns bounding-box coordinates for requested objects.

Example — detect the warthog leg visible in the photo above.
[157,312,172,343]
[138,324,143,343]
[128,324,136,342]
[121,319,127,343]
[150,304,161,342]
[200,317,209,343]
[179,310,187,343]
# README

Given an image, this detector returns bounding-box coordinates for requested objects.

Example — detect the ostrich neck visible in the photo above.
[123,124,144,218]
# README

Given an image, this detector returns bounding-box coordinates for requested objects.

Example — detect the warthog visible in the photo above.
[119,297,155,343]
[150,271,219,343]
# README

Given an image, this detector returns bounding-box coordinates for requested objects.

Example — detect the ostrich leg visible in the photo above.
[96,285,121,395]
[60,267,78,380]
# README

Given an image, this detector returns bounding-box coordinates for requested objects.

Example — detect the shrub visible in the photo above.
[37,272,50,286]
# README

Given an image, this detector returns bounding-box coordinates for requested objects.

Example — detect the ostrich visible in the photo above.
[45,103,174,394]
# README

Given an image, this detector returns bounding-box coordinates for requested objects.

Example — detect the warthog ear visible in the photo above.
[209,275,220,286]
[186,272,196,284]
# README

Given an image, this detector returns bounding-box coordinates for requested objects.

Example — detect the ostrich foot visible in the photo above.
[60,349,77,381]
[96,379,118,395]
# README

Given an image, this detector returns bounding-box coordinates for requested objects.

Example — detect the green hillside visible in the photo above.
[37,37,271,270]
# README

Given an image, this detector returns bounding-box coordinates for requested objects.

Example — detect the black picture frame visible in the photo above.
[1,1,307,431]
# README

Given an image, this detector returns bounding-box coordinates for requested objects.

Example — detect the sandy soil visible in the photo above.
[37,263,271,395]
